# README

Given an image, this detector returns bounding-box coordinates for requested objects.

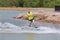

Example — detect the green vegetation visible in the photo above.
[0,0,59,8]
[43,0,55,8]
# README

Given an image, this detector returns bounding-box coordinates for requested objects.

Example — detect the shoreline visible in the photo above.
[0,7,54,10]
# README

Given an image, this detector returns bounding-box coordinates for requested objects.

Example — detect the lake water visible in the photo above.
[0,10,60,40]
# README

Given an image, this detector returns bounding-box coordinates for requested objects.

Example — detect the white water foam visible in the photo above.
[0,22,60,34]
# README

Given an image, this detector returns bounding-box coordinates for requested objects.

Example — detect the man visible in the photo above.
[27,11,35,27]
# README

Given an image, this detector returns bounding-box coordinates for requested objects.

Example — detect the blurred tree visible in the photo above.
[0,0,59,8]
[23,0,43,7]
[55,0,60,6]
[43,0,55,8]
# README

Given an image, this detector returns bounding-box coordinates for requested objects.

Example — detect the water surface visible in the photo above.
[0,10,60,40]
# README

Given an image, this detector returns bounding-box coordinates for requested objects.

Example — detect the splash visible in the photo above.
[0,22,60,34]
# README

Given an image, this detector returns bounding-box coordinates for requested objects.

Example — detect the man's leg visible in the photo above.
[28,22,31,27]
[28,21,32,27]
[32,20,38,28]
[32,20,35,26]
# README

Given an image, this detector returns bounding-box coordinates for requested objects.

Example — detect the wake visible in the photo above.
[0,22,60,34]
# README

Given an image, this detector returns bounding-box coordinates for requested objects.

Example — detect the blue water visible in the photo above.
[0,33,59,40]
[0,10,60,40]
